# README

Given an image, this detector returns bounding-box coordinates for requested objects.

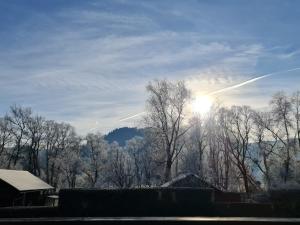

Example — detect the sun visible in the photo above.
[191,95,213,115]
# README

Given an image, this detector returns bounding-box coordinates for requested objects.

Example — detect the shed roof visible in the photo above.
[161,173,222,191]
[0,169,53,192]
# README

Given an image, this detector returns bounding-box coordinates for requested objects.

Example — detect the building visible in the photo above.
[161,173,243,203]
[161,173,221,191]
[0,169,54,207]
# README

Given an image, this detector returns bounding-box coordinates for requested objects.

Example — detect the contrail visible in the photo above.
[208,67,300,95]
[119,67,300,121]
[119,111,146,122]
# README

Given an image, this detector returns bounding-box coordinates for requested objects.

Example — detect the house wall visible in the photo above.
[0,180,46,207]
[0,180,18,207]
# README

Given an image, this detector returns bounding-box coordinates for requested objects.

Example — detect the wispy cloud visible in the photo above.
[1,0,300,134]
[208,67,300,95]
[277,49,300,59]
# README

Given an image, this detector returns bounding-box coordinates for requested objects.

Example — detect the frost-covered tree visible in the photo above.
[251,111,279,189]
[220,106,256,193]
[47,123,79,188]
[292,91,300,150]
[83,133,108,187]
[60,137,82,188]
[270,92,294,183]
[0,117,13,167]
[144,79,190,182]
[106,142,134,188]
[183,116,207,178]
[25,115,45,176]
[5,105,32,168]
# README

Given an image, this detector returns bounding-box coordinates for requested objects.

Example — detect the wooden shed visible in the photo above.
[0,169,54,207]
[161,173,221,191]
[161,173,244,203]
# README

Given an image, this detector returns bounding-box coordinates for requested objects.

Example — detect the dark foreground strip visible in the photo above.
[0,217,300,225]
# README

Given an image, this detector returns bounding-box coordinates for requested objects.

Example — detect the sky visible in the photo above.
[0,0,300,134]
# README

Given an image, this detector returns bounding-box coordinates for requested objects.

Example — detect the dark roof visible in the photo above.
[161,173,221,191]
[0,169,53,192]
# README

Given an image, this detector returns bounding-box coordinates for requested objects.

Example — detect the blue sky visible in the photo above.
[0,0,300,134]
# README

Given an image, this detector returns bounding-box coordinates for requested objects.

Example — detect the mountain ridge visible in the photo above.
[104,127,144,146]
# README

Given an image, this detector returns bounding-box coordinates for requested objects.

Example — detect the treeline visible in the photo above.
[0,105,159,189]
[144,80,300,193]
[0,80,300,193]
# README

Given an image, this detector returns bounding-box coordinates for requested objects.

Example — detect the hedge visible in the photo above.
[59,188,215,217]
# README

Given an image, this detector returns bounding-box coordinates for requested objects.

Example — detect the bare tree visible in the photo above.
[84,133,108,187]
[270,92,293,183]
[292,91,300,149]
[126,137,145,187]
[43,120,60,184]
[60,135,82,188]
[140,129,165,186]
[107,142,134,188]
[251,111,279,189]
[0,117,13,166]
[47,123,77,188]
[207,106,240,191]
[61,152,81,188]
[126,136,159,187]
[5,105,31,168]
[144,80,190,182]
[183,116,207,178]
[221,106,256,193]
[25,115,45,176]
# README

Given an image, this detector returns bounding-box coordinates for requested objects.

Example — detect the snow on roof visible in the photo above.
[47,195,59,199]
[161,173,221,191]
[0,169,53,192]
[161,173,194,187]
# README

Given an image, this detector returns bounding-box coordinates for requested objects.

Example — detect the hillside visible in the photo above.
[104,127,144,146]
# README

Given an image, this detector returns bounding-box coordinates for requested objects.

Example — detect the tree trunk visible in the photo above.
[284,116,291,183]
[164,158,172,182]
[242,172,249,194]
[263,153,271,190]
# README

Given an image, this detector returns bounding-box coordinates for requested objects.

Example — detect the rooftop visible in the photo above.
[0,169,53,192]
[161,173,221,191]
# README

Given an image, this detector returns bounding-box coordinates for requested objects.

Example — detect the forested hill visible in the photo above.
[104,127,144,146]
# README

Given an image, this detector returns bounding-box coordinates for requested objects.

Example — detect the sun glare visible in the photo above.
[191,95,213,115]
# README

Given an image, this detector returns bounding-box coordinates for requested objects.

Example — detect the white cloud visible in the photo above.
[1,2,300,134]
